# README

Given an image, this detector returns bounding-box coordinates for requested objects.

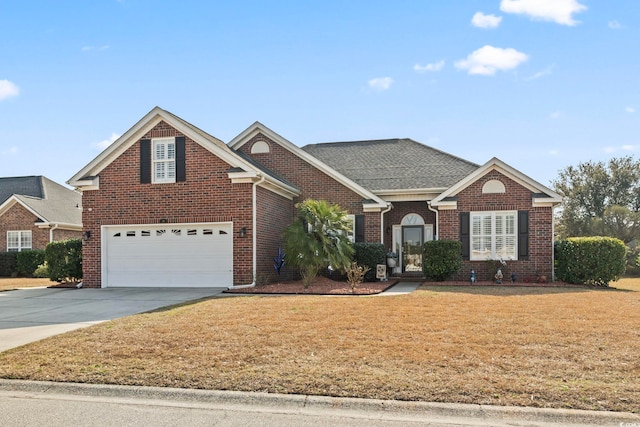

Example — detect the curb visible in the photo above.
[0,379,638,425]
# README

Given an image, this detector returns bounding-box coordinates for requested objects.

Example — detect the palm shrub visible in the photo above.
[423,240,462,281]
[284,199,354,288]
[555,236,626,286]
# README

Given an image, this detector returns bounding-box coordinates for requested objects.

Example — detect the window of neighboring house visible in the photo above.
[152,137,176,183]
[470,211,517,260]
[7,231,32,252]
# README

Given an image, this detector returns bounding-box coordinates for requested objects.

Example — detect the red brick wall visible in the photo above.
[52,228,82,242]
[81,121,254,287]
[438,170,555,281]
[239,134,381,242]
[0,203,50,251]
[255,186,295,283]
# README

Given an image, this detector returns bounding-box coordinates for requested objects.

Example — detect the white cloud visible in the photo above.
[625,106,635,113]
[604,145,638,153]
[548,149,559,156]
[95,133,120,150]
[500,0,587,26]
[472,12,502,29]
[0,80,20,100]
[608,20,623,30]
[413,60,445,73]
[525,65,554,81]
[549,111,561,120]
[622,145,636,151]
[368,77,393,91]
[455,45,528,76]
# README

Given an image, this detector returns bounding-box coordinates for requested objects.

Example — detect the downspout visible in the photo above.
[380,203,392,244]
[551,206,556,282]
[49,224,59,243]
[233,174,266,289]
[427,201,438,240]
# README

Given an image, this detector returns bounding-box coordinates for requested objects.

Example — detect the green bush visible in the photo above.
[45,239,82,283]
[16,249,46,277]
[0,252,18,277]
[423,240,463,281]
[555,236,626,286]
[353,242,386,281]
[33,262,50,278]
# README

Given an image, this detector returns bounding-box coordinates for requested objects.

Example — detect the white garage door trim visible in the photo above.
[101,222,233,288]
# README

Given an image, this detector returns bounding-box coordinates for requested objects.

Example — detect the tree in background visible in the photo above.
[553,156,640,274]
[284,199,354,288]
[553,156,640,242]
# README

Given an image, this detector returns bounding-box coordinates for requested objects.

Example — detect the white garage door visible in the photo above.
[103,223,233,287]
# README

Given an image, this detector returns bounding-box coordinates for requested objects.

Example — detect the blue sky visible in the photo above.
[1,0,638,188]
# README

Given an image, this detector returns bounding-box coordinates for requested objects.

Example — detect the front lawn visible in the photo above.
[0,277,52,291]
[0,278,638,413]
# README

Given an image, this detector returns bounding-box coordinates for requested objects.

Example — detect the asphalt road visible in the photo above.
[0,381,637,427]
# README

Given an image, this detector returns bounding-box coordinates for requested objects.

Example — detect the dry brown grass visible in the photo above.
[0,277,52,291]
[0,278,638,413]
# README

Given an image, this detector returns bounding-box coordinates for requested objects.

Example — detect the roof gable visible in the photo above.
[68,107,299,198]
[431,157,562,207]
[229,122,388,209]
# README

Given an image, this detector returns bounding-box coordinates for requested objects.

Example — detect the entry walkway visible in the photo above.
[379,281,422,295]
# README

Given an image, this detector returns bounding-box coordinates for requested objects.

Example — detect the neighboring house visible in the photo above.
[0,176,82,252]
[69,107,561,288]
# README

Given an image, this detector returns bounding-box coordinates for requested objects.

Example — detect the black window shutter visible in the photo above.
[140,139,151,184]
[460,212,470,260]
[355,215,365,243]
[518,210,529,259]
[175,136,186,182]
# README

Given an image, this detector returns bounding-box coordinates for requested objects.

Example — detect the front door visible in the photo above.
[402,226,423,273]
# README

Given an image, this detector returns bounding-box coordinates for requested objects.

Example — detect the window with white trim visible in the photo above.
[152,137,176,183]
[7,231,32,252]
[470,211,516,260]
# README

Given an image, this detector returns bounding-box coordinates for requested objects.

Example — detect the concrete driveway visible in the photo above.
[0,287,226,352]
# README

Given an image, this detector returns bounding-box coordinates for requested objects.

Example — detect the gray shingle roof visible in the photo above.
[302,139,479,191]
[0,176,81,225]
[0,176,43,204]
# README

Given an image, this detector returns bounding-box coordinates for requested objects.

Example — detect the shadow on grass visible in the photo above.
[417,284,633,296]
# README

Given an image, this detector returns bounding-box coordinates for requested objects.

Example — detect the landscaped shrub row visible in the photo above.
[0,252,18,277]
[352,242,386,282]
[16,250,46,277]
[555,236,626,287]
[422,240,462,281]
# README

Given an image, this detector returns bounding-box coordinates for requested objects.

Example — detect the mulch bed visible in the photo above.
[224,275,395,295]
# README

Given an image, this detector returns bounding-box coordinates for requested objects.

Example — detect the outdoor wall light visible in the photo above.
[239,227,247,238]
[83,231,91,240]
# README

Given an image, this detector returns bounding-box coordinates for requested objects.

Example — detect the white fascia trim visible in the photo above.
[363,202,389,212]
[37,222,82,231]
[374,187,447,196]
[229,122,387,206]
[435,203,458,210]
[431,157,562,206]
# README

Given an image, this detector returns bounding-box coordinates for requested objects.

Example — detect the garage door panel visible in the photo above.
[104,223,233,288]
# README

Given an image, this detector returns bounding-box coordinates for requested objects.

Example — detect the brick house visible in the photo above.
[0,176,82,253]
[68,107,561,288]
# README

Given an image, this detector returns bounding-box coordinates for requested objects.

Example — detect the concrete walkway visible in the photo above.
[379,281,422,295]
[0,287,226,352]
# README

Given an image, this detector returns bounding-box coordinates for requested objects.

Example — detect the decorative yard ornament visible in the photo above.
[495,267,503,284]
[470,269,476,283]
[273,247,285,275]
[511,272,516,283]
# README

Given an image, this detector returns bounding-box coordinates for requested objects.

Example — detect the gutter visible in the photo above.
[380,203,392,244]
[231,174,267,289]
[49,224,59,243]
[427,201,438,240]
